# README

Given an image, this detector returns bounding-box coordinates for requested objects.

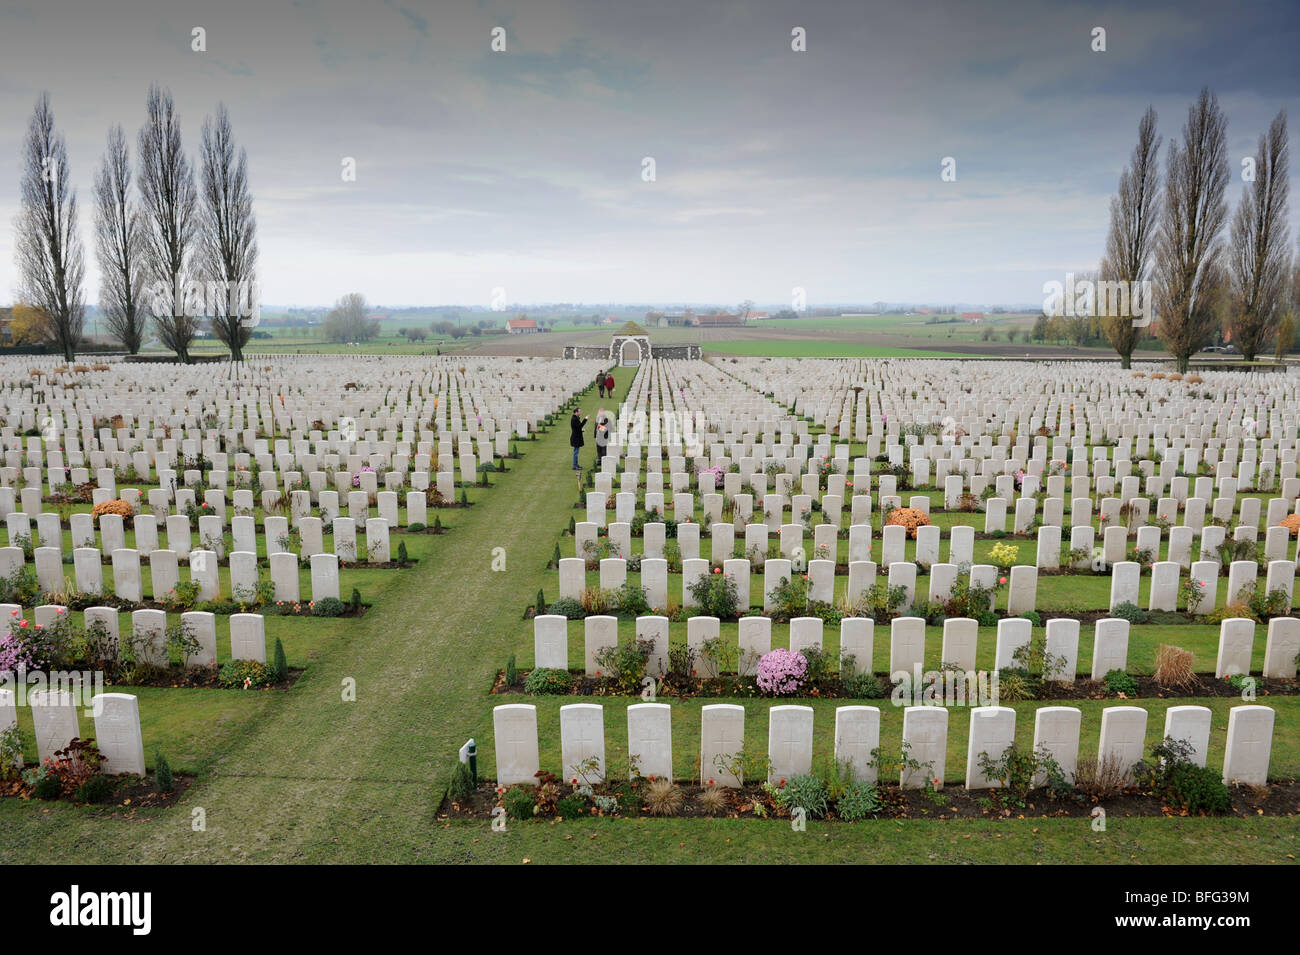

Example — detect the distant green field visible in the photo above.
[703,340,970,358]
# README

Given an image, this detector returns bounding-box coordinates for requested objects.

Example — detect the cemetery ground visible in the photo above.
[2,362,1299,865]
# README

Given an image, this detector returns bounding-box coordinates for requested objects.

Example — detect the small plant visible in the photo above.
[449,760,475,802]
[219,659,278,689]
[313,597,346,617]
[755,648,807,695]
[1132,738,1230,814]
[766,575,808,620]
[1104,668,1138,697]
[272,638,288,682]
[988,542,1019,568]
[503,785,537,820]
[698,786,730,815]
[1110,601,1149,625]
[523,667,572,695]
[547,596,585,619]
[835,781,884,821]
[1152,644,1197,690]
[74,775,115,804]
[1075,751,1129,799]
[688,571,743,618]
[841,668,885,698]
[0,724,24,781]
[614,582,651,616]
[593,639,652,694]
[504,654,517,686]
[645,778,684,816]
[154,748,174,794]
[774,773,829,819]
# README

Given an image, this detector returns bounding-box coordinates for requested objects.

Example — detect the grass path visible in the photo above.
[0,383,603,863]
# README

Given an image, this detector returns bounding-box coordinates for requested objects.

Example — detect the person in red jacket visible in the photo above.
[604,372,615,396]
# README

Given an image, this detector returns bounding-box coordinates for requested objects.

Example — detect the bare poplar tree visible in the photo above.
[198,103,258,362]
[93,124,146,353]
[1100,106,1161,368]
[14,92,85,361]
[1154,89,1231,373]
[1227,110,1290,361]
[137,84,199,363]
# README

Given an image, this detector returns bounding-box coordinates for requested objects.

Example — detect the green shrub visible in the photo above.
[774,773,829,819]
[688,571,742,618]
[555,796,586,819]
[154,749,174,794]
[1167,762,1231,814]
[523,668,572,695]
[33,772,61,800]
[1133,738,1231,815]
[1019,611,1042,627]
[407,522,425,532]
[504,786,536,819]
[396,540,409,564]
[835,781,884,821]
[1104,668,1138,696]
[592,639,652,694]
[350,587,362,610]
[546,597,584,619]
[842,670,885,698]
[535,588,546,613]
[313,597,346,617]
[1111,601,1149,624]
[614,582,651,616]
[505,654,517,686]
[74,775,115,804]
[272,638,288,681]
[218,659,278,689]
[765,575,808,620]
[449,760,474,801]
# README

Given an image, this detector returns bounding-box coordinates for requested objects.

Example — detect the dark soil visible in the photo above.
[1,772,194,813]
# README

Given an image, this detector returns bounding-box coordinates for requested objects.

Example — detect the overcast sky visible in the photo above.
[1,0,1297,309]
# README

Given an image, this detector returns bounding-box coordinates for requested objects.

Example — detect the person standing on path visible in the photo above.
[597,372,607,398]
[593,408,610,464]
[570,408,588,470]
[605,372,615,396]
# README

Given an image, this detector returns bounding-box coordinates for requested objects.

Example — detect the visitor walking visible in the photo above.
[570,408,588,470]
[605,372,615,396]
[597,372,606,398]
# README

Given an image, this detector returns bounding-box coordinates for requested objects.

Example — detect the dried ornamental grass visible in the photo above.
[1279,514,1300,538]
[1153,644,1197,690]
[885,506,931,538]
[645,778,684,816]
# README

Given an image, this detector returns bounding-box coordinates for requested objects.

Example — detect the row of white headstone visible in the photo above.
[0,603,268,667]
[1,688,146,776]
[534,613,1300,680]
[492,701,1276,789]
[0,542,344,606]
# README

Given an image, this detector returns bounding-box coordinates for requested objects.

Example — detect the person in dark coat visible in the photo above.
[570,408,588,470]
[597,372,606,398]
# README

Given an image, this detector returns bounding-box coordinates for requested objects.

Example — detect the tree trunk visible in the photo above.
[230,338,243,363]
[1176,354,1190,374]
[1119,353,1131,369]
